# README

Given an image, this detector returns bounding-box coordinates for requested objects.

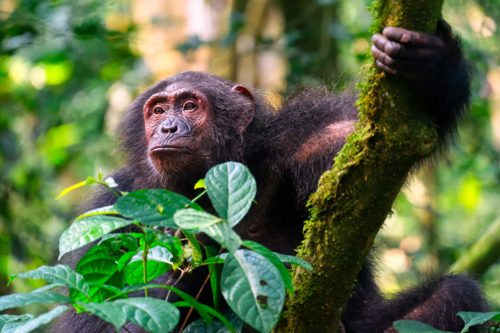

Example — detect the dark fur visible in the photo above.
[53,27,487,333]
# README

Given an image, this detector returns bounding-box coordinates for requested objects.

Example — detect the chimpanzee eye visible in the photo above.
[153,107,165,115]
[184,102,196,111]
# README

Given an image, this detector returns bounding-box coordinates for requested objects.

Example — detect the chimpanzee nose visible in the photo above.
[162,124,178,134]
[161,118,179,134]
[160,118,191,135]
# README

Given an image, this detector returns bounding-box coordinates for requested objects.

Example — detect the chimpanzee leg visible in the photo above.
[344,272,488,333]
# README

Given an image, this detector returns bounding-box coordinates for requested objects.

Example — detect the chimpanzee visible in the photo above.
[53,20,487,333]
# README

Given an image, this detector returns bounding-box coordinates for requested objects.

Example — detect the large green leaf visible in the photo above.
[73,240,132,302]
[115,189,201,228]
[115,283,212,323]
[58,215,132,259]
[201,220,242,253]
[114,298,179,333]
[0,291,70,311]
[80,302,127,332]
[0,314,33,331]
[16,265,90,299]
[393,320,454,333]
[458,311,500,332]
[242,240,293,296]
[124,261,169,285]
[3,305,69,333]
[272,253,313,271]
[174,208,223,229]
[205,162,256,227]
[221,250,285,333]
[183,309,243,333]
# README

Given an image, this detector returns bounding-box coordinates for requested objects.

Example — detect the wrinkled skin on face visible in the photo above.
[143,82,212,174]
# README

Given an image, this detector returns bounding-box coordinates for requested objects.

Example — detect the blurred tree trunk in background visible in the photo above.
[276,0,340,84]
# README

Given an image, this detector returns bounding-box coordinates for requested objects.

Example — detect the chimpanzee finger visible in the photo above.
[371,45,439,73]
[372,33,437,60]
[374,60,426,81]
[382,27,445,51]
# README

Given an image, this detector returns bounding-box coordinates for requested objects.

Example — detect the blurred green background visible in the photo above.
[0,0,498,312]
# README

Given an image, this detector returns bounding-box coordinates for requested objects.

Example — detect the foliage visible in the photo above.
[394,311,500,333]
[0,162,311,332]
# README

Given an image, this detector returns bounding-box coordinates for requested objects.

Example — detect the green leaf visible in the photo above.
[16,265,90,300]
[80,302,127,332]
[273,253,313,270]
[183,309,243,333]
[112,283,216,326]
[56,180,89,199]
[0,291,70,311]
[74,205,119,220]
[194,179,206,190]
[0,314,33,331]
[243,240,294,296]
[73,241,131,302]
[206,245,222,309]
[58,215,132,259]
[458,311,500,332]
[4,305,69,333]
[221,250,285,333]
[115,189,201,228]
[201,221,242,253]
[205,162,257,227]
[174,209,223,229]
[156,235,183,267]
[393,320,454,333]
[135,245,174,264]
[124,260,170,285]
[183,230,203,266]
[114,298,179,333]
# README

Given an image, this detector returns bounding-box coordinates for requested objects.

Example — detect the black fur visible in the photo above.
[52,26,487,333]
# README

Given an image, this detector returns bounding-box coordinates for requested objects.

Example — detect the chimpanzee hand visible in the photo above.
[371,20,455,81]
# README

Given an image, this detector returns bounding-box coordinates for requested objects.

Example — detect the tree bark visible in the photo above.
[275,1,444,332]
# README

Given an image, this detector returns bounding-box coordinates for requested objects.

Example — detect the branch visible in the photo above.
[450,217,500,277]
[275,1,444,332]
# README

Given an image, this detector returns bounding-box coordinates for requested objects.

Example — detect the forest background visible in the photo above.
[0,0,499,314]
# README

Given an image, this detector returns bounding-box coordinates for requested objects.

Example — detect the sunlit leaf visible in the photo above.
[58,215,132,259]
[4,305,69,333]
[194,179,206,189]
[458,311,500,332]
[205,162,257,227]
[174,209,223,229]
[0,314,34,331]
[15,265,90,300]
[124,260,170,286]
[0,291,69,312]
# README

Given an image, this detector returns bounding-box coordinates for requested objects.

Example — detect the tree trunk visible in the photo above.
[275,1,444,332]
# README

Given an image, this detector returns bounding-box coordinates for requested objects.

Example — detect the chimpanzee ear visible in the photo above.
[231,85,254,101]
[231,85,255,132]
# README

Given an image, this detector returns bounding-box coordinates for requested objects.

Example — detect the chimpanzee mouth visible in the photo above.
[151,145,190,153]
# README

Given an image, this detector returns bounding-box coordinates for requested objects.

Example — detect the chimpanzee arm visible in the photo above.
[271,20,469,204]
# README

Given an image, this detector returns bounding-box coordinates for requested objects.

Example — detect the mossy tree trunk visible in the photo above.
[274,1,444,332]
